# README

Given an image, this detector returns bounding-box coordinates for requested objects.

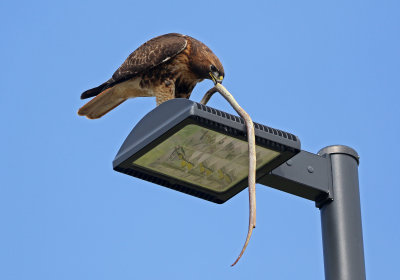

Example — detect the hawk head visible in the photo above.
[208,63,225,85]
[189,38,225,85]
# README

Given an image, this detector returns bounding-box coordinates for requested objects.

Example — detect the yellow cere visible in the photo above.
[133,124,279,192]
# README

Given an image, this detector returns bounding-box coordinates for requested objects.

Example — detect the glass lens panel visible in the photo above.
[133,124,279,192]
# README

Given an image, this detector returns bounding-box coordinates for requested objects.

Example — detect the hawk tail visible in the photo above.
[77,88,127,119]
[80,81,110,99]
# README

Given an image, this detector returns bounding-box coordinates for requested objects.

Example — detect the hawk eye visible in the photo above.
[210,65,217,72]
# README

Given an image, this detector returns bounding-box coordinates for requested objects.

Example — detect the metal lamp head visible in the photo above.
[113,99,301,203]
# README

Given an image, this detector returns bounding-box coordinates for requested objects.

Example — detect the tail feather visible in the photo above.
[81,81,110,99]
[78,88,127,119]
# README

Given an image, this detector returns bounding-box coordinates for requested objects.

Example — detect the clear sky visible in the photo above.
[1,0,399,279]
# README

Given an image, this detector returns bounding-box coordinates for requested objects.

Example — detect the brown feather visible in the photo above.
[77,88,126,119]
[78,33,224,119]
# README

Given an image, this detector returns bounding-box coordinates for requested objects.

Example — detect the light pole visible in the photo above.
[113,99,366,279]
[318,146,366,280]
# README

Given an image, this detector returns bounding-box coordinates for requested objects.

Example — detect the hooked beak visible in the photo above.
[209,72,224,85]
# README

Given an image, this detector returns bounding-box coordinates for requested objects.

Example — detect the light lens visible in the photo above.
[133,125,279,192]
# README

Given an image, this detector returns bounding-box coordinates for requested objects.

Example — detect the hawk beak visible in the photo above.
[209,72,224,84]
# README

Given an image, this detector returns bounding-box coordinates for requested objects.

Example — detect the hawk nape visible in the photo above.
[78,33,224,119]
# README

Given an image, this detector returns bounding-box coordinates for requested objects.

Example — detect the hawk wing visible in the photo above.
[112,33,187,83]
[81,33,187,99]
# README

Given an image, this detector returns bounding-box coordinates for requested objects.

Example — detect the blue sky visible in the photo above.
[1,0,399,279]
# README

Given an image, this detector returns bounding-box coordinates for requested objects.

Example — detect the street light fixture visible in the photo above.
[113,98,300,203]
[113,98,366,280]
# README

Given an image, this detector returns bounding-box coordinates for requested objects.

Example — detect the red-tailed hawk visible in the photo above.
[78,33,224,119]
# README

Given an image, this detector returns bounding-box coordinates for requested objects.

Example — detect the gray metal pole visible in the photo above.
[318,145,366,280]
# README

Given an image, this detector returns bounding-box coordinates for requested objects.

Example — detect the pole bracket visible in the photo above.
[257,150,333,208]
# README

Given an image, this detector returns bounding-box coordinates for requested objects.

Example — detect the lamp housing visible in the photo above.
[113,99,300,204]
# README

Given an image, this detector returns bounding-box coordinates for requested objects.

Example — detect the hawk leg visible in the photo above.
[156,80,176,106]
